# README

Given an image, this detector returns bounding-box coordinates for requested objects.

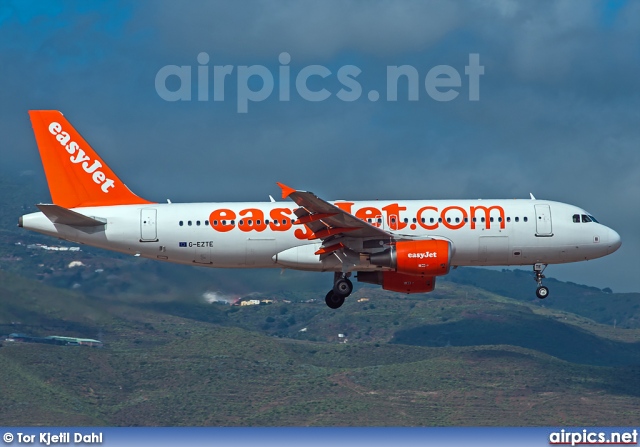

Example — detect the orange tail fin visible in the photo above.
[29,110,153,208]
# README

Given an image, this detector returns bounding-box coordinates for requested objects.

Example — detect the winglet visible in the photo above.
[277,182,296,200]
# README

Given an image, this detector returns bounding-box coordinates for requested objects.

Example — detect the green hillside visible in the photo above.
[446,268,640,328]
[1,267,640,426]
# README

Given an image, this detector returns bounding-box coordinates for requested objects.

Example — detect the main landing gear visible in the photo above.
[533,263,549,299]
[325,273,353,309]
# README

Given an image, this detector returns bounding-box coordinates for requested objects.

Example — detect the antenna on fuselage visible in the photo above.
[529,193,536,200]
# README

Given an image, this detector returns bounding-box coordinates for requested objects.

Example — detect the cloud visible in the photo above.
[143,0,462,59]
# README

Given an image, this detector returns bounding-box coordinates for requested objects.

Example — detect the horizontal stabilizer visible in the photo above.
[37,204,106,227]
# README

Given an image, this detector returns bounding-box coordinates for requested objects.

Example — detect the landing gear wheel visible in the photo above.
[325,290,345,309]
[333,277,353,297]
[536,286,549,299]
[533,263,549,299]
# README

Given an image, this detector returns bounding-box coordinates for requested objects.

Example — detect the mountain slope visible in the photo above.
[1,269,640,426]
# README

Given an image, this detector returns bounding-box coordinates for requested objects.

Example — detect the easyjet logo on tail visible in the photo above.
[48,122,115,193]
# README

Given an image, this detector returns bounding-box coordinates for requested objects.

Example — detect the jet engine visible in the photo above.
[369,239,451,276]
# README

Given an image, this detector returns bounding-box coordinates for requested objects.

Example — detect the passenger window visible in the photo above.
[205,220,209,226]
[430,218,434,223]
[490,217,494,223]
[498,217,502,222]
[404,218,409,223]
[421,218,425,223]
[464,218,468,223]
[515,217,519,222]
[377,218,382,224]
[214,220,218,225]
[472,217,477,223]
[507,217,511,223]
[412,218,417,223]
[524,217,528,222]
[257,220,261,225]
[573,214,580,223]
[481,217,485,223]
[455,217,460,223]
[438,218,442,223]
[179,221,183,226]
[231,220,236,225]
[265,220,269,224]
[239,220,244,225]
[447,218,451,223]
[188,221,192,226]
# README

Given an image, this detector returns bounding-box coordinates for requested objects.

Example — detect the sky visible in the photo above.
[1,0,639,292]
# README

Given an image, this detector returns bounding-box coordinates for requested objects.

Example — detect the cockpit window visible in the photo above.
[572,214,580,223]
[581,214,592,223]
[588,215,599,223]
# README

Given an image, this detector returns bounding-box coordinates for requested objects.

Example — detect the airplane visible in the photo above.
[20,110,622,309]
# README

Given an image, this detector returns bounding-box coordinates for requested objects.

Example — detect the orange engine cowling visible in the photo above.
[369,239,451,276]
[357,271,436,293]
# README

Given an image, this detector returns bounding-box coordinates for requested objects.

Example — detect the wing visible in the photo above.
[277,183,393,256]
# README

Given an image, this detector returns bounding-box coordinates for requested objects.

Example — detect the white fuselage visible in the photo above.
[21,199,621,272]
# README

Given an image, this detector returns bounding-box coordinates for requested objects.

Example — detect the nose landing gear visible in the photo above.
[325,273,353,309]
[534,263,549,299]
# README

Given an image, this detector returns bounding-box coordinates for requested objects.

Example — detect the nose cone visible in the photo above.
[608,228,622,254]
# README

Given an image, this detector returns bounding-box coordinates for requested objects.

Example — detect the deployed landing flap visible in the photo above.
[36,204,106,227]
[276,182,391,241]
